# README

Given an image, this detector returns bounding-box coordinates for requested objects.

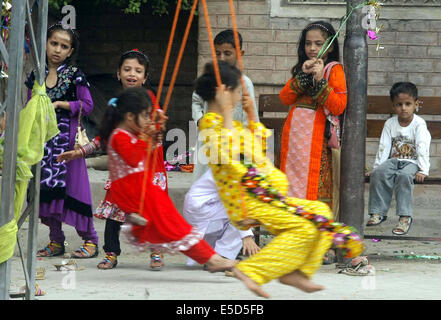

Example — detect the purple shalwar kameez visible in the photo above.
[26,64,98,244]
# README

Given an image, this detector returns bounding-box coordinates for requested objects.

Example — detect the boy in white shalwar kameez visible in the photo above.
[184,30,260,266]
[183,169,259,266]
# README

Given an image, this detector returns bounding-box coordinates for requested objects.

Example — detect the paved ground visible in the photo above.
[6,170,441,301]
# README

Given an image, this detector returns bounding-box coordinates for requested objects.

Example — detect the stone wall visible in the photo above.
[197,0,441,174]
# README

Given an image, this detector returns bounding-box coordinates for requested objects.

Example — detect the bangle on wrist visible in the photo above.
[79,146,86,157]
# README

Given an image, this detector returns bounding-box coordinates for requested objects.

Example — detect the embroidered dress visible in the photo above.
[279,63,347,207]
[25,65,97,240]
[105,128,215,262]
[199,112,363,286]
[93,90,168,223]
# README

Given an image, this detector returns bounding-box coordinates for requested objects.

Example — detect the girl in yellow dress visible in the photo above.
[195,61,364,298]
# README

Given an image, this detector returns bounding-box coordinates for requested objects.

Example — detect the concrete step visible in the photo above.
[87,169,441,213]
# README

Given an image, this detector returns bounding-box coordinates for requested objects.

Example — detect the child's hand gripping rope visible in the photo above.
[140,109,168,145]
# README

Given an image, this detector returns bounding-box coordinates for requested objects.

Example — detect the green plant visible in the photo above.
[48,0,193,15]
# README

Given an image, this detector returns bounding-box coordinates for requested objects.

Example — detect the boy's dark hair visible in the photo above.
[214,29,243,50]
[390,82,418,101]
[194,61,242,102]
[47,23,80,65]
[99,87,152,148]
[291,20,340,77]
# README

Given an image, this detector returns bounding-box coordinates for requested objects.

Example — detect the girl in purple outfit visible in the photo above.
[25,24,99,258]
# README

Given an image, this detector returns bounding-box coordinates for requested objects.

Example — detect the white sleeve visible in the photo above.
[239,228,255,239]
[244,76,259,122]
[415,121,431,175]
[192,91,205,124]
[373,120,392,170]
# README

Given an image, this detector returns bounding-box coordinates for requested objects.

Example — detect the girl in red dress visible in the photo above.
[93,87,235,271]
[60,50,169,270]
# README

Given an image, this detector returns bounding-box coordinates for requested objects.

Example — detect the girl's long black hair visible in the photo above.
[291,20,340,77]
[99,87,152,150]
[47,23,80,65]
[194,60,242,102]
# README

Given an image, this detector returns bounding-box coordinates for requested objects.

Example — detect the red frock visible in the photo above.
[106,128,215,263]
[94,89,168,222]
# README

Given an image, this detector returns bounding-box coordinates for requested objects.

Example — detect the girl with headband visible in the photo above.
[25,23,99,259]
[279,21,348,264]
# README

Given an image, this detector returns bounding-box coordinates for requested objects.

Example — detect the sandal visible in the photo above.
[150,252,164,271]
[71,241,99,259]
[323,248,337,265]
[9,284,45,299]
[54,259,84,271]
[338,256,375,276]
[36,241,65,257]
[97,253,118,270]
[366,214,387,226]
[392,216,413,235]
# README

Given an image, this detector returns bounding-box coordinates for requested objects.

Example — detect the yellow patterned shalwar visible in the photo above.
[199,112,337,286]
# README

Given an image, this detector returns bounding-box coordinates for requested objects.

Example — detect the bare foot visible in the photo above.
[279,270,324,293]
[232,267,270,299]
[205,254,237,272]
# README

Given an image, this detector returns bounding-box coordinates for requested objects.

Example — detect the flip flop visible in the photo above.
[53,259,84,271]
[36,267,46,280]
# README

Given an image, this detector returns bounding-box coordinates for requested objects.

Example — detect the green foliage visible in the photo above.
[48,0,193,15]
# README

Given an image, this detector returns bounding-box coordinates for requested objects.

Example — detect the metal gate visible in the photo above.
[0,0,48,300]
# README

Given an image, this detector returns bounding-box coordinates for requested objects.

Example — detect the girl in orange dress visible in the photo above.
[279,21,347,210]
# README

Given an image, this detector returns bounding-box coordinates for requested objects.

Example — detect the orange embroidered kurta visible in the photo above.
[279,64,347,202]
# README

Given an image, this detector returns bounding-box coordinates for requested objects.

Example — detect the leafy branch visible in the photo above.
[48,0,194,15]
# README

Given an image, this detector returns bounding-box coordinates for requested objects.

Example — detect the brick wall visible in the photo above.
[197,0,441,175]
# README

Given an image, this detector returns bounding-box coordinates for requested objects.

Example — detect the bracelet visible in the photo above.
[79,146,86,157]
[81,141,97,156]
